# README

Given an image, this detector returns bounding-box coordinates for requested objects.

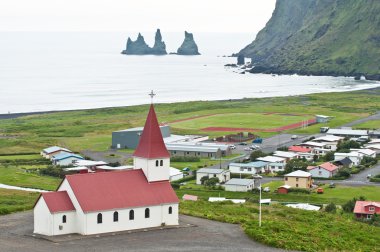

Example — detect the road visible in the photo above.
[0,211,283,252]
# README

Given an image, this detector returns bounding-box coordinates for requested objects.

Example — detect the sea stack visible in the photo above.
[177,31,200,55]
[151,29,167,55]
[122,33,152,55]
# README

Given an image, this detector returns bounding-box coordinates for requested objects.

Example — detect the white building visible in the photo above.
[41,146,72,159]
[267,162,286,173]
[327,128,368,138]
[273,151,299,162]
[228,161,268,175]
[307,162,339,178]
[334,152,363,166]
[365,144,380,154]
[34,104,179,236]
[350,149,377,158]
[51,152,84,166]
[196,168,231,185]
[257,156,286,163]
[224,179,254,192]
[313,135,344,151]
[169,167,184,182]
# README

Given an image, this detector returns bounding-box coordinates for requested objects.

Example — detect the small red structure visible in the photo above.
[277,185,291,194]
[317,188,324,194]
[354,201,380,219]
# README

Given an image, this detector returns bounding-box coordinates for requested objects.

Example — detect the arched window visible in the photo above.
[113,211,119,222]
[156,160,159,166]
[160,160,163,166]
[168,206,172,214]
[129,210,134,220]
[145,208,150,218]
[62,215,67,223]
[97,213,102,224]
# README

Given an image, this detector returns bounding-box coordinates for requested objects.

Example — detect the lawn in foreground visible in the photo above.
[0,189,39,215]
[180,200,380,252]
[169,113,312,130]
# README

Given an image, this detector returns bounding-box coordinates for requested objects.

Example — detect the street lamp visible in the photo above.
[253,175,263,227]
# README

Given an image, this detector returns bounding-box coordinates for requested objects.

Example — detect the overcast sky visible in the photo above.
[0,0,276,33]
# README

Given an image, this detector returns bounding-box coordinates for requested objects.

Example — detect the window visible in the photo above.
[113,211,119,222]
[186,152,190,155]
[296,184,299,188]
[285,177,288,181]
[97,213,102,224]
[62,215,66,223]
[173,151,176,154]
[319,171,322,175]
[367,214,372,220]
[213,174,216,178]
[296,178,299,181]
[145,208,150,218]
[369,207,375,211]
[198,152,200,155]
[248,168,252,172]
[168,206,173,214]
[160,160,163,166]
[129,210,134,220]
[156,160,159,166]
[240,167,244,172]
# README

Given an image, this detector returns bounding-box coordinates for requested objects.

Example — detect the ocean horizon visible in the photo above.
[1,31,379,114]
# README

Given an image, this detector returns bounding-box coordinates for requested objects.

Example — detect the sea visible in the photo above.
[0,31,379,114]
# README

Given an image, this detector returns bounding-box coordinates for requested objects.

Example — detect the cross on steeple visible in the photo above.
[149,90,156,104]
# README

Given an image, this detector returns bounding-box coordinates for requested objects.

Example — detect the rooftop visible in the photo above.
[225,178,254,186]
[166,144,219,153]
[313,135,344,142]
[288,146,312,153]
[43,146,71,154]
[257,156,285,163]
[197,168,228,174]
[354,201,380,214]
[327,128,368,136]
[273,151,298,158]
[39,191,76,213]
[229,161,268,168]
[307,162,338,172]
[51,152,83,161]
[285,170,312,177]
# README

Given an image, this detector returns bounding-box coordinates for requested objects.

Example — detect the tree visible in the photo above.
[200,176,209,185]
[324,151,335,162]
[337,140,360,152]
[342,196,366,213]
[325,202,337,213]
[250,150,266,161]
[334,168,351,178]
[205,177,219,187]
[284,159,309,173]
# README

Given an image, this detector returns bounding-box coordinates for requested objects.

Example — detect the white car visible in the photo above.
[229,145,236,149]
[244,147,251,151]
[291,135,298,140]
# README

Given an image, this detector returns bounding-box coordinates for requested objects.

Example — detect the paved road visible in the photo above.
[0,211,283,252]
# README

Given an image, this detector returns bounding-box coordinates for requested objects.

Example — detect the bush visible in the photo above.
[170,156,200,162]
[342,196,366,213]
[205,177,219,187]
[287,188,311,194]
[334,168,351,178]
[370,177,380,183]
[39,166,65,178]
[250,150,267,161]
[360,156,378,166]
[337,140,361,152]
[173,175,196,184]
[325,203,337,213]
[171,183,180,189]
[324,151,335,162]
[284,159,310,173]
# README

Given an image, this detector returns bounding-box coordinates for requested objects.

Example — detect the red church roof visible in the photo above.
[40,191,75,213]
[133,104,170,159]
[64,169,178,212]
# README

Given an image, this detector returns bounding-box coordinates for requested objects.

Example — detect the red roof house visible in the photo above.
[354,201,380,219]
[288,146,312,153]
[37,191,75,213]
[307,162,339,178]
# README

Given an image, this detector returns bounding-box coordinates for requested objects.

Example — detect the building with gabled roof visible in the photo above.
[51,152,84,166]
[354,201,380,219]
[284,170,312,189]
[41,146,72,159]
[34,103,179,236]
[307,162,339,178]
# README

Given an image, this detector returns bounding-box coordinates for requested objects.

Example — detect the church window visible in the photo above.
[129,210,134,220]
[145,208,150,218]
[113,211,119,222]
[156,160,159,166]
[97,213,102,224]
[168,206,172,214]
[160,160,163,166]
[62,215,66,223]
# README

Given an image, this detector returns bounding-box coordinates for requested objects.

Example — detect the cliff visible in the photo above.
[238,0,380,80]
[122,29,167,55]
[177,31,200,55]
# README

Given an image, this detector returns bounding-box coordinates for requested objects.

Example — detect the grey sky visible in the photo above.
[0,0,276,32]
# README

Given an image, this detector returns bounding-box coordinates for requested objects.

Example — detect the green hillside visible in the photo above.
[239,0,380,80]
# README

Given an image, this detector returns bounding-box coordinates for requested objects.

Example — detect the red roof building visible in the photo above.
[288,146,312,153]
[38,191,75,213]
[307,162,339,178]
[133,104,170,159]
[354,201,380,219]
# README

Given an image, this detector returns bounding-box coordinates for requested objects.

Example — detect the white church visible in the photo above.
[34,103,179,236]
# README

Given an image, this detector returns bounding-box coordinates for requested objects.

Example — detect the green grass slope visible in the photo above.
[239,0,380,79]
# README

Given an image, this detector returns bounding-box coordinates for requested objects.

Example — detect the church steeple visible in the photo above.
[133,104,170,159]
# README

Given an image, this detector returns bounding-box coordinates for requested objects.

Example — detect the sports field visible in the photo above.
[169,112,314,132]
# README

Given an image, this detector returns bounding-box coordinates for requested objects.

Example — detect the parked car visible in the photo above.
[329,182,336,188]
[244,147,251,151]
[252,138,263,144]
[238,142,248,146]
[291,135,298,140]
[317,188,324,194]
[229,145,236,149]
[263,187,270,192]
[250,145,261,150]
[367,174,372,179]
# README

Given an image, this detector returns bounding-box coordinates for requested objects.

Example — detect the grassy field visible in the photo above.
[169,112,312,130]
[0,89,379,154]
[180,200,380,252]
[171,158,220,170]
[354,119,380,129]
[0,189,39,215]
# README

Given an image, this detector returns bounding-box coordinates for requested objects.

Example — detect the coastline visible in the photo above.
[1,86,379,120]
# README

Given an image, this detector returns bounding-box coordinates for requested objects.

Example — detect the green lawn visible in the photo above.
[171,158,220,170]
[180,200,380,252]
[353,119,380,129]
[170,113,312,130]
[0,154,41,160]
[0,189,39,215]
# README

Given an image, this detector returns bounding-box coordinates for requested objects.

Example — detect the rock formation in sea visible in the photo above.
[151,29,167,55]
[121,29,167,55]
[177,31,200,55]
[237,55,245,65]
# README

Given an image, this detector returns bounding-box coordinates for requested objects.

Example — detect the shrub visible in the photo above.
[337,140,361,152]
[205,177,219,187]
[325,203,337,213]
[334,168,350,178]
[173,175,196,184]
[284,159,310,173]
[171,183,180,189]
[287,188,311,194]
[342,196,366,213]
[250,150,266,161]
[171,156,200,162]
[324,151,335,162]
[39,166,65,178]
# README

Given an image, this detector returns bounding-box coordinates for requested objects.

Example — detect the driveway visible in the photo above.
[0,211,283,252]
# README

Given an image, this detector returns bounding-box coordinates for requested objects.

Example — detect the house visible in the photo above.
[334,152,363,166]
[288,146,314,161]
[166,144,222,158]
[277,185,291,194]
[326,128,368,138]
[111,125,170,149]
[34,104,179,236]
[266,162,285,173]
[299,141,330,151]
[315,115,332,123]
[51,152,84,166]
[312,147,333,157]
[284,170,312,189]
[354,201,380,219]
[223,179,255,192]
[41,146,72,159]
[350,148,377,158]
[228,161,268,175]
[257,156,286,163]
[365,144,380,155]
[333,157,353,168]
[313,135,343,151]
[307,162,339,178]
[273,151,299,162]
[196,168,230,185]
[169,167,184,182]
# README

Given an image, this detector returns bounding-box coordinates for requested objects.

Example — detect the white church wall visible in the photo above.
[34,197,53,236]
[84,204,178,235]
[58,179,86,234]
[52,211,77,235]
[134,157,170,182]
